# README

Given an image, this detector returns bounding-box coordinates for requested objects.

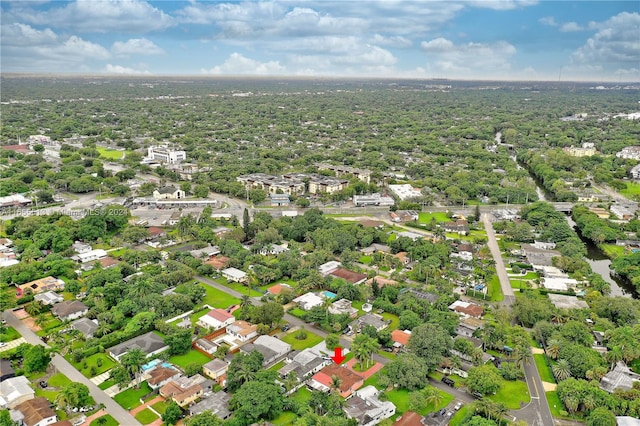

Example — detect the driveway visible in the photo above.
[2,310,142,426]
[482,213,515,307]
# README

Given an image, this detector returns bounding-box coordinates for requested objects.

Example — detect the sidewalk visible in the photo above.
[90,370,112,386]
[0,337,26,353]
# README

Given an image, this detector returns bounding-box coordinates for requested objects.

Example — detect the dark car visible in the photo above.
[281,324,290,332]
[39,381,48,388]
[472,391,483,399]
[441,377,455,387]
[436,409,446,416]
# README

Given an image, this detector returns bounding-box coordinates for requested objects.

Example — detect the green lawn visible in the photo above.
[48,373,72,388]
[114,382,153,410]
[620,182,640,199]
[546,391,582,420]
[287,308,307,319]
[486,275,505,302]
[488,380,530,409]
[70,353,116,378]
[90,415,119,426]
[281,330,324,351]
[135,408,159,425]
[534,354,555,383]
[0,326,20,342]
[169,349,212,369]
[429,371,463,388]
[97,147,126,160]
[381,312,399,330]
[99,379,116,390]
[359,255,372,265]
[151,400,170,415]
[377,349,396,360]
[200,283,242,309]
[418,212,450,224]
[600,244,627,259]
[291,387,312,404]
[187,308,209,326]
[268,360,286,372]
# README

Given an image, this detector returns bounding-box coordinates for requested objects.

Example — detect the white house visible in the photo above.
[293,292,325,311]
[344,386,396,426]
[221,267,247,283]
[259,244,289,256]
[0,376,34,409]
[318,261,341,276]
[72,249,107,263]
[226,321,258,342]
[388,184,423,201]
[197,309,236,330]
[33,291,63,306]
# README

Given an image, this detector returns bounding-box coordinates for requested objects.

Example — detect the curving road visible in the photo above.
[2,310,142,426]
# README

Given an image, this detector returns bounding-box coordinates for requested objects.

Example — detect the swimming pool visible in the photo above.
[323,291,337,299]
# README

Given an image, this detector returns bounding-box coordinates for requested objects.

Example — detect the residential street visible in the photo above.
[482,213,515,307]
[2,309,142,426]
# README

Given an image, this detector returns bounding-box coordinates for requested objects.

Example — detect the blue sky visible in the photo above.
[1,0,638,81]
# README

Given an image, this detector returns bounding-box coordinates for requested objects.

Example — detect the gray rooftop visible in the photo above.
[109,331,168,358]
[188,391,231,419]
[71,317,98,338]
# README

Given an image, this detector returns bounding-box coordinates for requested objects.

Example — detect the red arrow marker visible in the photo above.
[331,347,345,364]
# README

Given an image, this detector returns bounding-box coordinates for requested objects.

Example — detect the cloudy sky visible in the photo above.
[1,0,638,81]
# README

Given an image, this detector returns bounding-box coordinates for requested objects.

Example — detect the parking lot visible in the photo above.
[421,399,465,426]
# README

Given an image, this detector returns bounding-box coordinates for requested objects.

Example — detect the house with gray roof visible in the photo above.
[350,313,390,333]
[0,376,34,409]
[71,318,99,338]
[278,347,330,381]
[188,391,231,419]
[239,335,291,367]
[600,361,640,393]
[108,332,169,361]
[51,301,88,321]
[33,291,64,306]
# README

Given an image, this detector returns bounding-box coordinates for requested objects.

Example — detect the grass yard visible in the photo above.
[48,373,72,388]
[1,326,20,342]
[429,371,463,388]
[151,400,170,415]
[200,283,242,309]
[488,380,530,409]
[600,243,627,259]
[620,182,640,200]
[213,277,263,297]
[281,330,324,351]
[97,147,126,160]
[534,354,555,383]
[381,312,399,330]
[359,255,372,265]
[187,308,209,325]
[114,382,152,410]
[418,212,450,224]
[35,388,61,401]
[98,379,116,390]
[377,349,396,360]
[90,415,119,426]
[546,391,581,420]
[71,353,116,378]
[268,360,286,372]
[134,408,159,425]
[287,308,307,319]
[291,386,312,404]
[169,349,212,369]
[486,275,505,302]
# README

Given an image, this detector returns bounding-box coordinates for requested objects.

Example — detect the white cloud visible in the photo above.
[201,53,285,75]
[559,22,584,32]
[104,64,151,74]
[420,37,516,78]
[572,12,640,64]
[539,16,557,26]
[7,0,174,33]
[1,23,110,71]
[466,0,538,10]
[112,38,164,56]
[371,34,412,48]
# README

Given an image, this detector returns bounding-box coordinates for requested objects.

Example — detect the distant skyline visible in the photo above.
[1,1,638,81]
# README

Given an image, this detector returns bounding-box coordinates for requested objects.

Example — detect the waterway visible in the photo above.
[504,130,637,299]
[566,216,637,298]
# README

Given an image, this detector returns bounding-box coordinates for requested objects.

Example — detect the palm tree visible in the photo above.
[25,301,45,317]
[581,393,597,411]
[330,375,342,394]
[474,399,494,421]
[283,372,299,392]
[564,395,579,414]
[552,359,572,382]
[235,364,256,386]
[121,348,146,388]
[513,345,532,368]
[491,402,508,422]
[95,322,112,338]
[55,387,72,410]
[546,339,561,360]
[423,387,443,410]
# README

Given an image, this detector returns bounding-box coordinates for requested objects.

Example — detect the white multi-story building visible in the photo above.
[147,146,187,164]
[631,164,640,180]
[617,146,640,160]
[388,184,423,200]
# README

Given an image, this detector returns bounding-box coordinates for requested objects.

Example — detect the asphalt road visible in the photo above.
[2,310,142,426]
[482,213,515,307]
[511,360,556,426]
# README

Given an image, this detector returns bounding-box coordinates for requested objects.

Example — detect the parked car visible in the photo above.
[441,377,455,387]
[281,324,290,332]
[472,391,483,399]
[39,381,48,388]
[454,402,463,411]
[436,409,446,416]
